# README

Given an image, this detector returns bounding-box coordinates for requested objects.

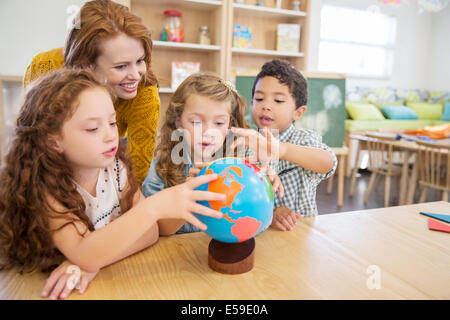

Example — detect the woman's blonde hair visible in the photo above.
[156,72,249,187]
[64,0,157,86]
[0,69,138,273]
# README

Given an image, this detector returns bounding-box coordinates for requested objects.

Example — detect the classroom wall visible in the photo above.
[426,7,450,91]
[0,0,88,77]
[307,0,450,91]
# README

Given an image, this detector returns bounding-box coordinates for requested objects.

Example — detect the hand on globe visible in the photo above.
[271,206,302,231]
[146,174,225,231]
[259,163,284,198]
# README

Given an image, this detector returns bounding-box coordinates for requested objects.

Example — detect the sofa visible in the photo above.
[345,87,450,133]
[344,87,450,174]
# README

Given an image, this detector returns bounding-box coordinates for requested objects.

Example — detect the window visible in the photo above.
[318,4,397,78]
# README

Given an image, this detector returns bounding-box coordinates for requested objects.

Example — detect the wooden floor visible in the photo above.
[316,169,445,215]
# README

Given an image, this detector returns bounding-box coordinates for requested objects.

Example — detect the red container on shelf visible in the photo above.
[160,10,184,42]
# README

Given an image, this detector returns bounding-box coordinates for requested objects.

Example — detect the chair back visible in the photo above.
[416,140,450,191]
[365,136,397,175]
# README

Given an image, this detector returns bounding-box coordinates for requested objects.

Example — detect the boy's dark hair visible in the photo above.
[252,59,308,109]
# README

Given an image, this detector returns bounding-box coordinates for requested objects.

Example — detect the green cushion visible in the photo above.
[406,102,443,120]
[346,102,385,120]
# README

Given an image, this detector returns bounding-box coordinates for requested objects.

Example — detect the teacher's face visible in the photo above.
[90,33,146,100]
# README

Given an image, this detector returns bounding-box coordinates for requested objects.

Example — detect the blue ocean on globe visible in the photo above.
[194,157,274,243]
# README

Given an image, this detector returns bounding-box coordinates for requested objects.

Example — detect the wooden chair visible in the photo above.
[349,134,371,197]
[416,140,450,202]
[363,134,403,207]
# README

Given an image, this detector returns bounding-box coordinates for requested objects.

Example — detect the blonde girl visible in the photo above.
[142,72,283,236]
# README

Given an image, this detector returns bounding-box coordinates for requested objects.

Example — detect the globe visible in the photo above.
[194,157,274,243]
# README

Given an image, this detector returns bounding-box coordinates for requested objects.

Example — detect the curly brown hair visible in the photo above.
[64,0,158,86]
[0,69,138,273]
[156,72,250,188]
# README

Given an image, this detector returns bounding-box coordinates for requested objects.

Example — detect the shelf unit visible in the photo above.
[226,0,311,80]
[153,40,221,52]
[130,0,227,115]
[232,3,307,18]
[128,0,311,114]
[231,47,305,57]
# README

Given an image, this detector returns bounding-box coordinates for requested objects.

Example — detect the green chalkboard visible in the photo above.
[235,75,346,147]
[297,76,346,147]
[235,76,258,129]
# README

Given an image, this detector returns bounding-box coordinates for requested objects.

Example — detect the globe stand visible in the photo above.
[208,238,255,274]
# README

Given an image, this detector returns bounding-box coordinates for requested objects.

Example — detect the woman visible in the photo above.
[24,0,160,186]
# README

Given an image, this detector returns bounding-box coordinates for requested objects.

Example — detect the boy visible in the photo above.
[232,59,337,231]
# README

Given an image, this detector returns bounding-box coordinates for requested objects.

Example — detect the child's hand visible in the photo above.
[147,174,225,230]
[41,260,98,300]
[271,206,302,231]
[231,127,283,162]
[187,162,206,181]
[259,164,284,198]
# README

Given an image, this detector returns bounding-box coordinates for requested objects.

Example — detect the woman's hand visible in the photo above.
[41,260,99,300]
[271,206,302,231]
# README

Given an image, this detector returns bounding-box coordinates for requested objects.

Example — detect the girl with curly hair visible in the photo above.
[0,69,224,299]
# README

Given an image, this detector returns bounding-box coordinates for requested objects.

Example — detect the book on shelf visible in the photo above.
[171,61,200,90]
[276,24,300,52]
[233,24,253,49]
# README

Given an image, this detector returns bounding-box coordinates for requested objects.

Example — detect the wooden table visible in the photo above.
[1,201,449,300]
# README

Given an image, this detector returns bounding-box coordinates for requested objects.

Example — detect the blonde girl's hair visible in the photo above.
[155,72,249,188]
[64,0,158,86]
[0,69,138,273]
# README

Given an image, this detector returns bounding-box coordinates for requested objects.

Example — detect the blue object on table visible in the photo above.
[419,212,450,224]
[395,134,435,143]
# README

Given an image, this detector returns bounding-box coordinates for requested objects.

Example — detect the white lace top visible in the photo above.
[75,158,127,229]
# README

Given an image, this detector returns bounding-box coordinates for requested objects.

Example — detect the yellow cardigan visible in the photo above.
[24,48,160,186]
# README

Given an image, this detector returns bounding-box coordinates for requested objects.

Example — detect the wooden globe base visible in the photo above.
[208,238,255,274]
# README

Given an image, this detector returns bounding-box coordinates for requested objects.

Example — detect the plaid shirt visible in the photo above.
[267,125,337,217]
